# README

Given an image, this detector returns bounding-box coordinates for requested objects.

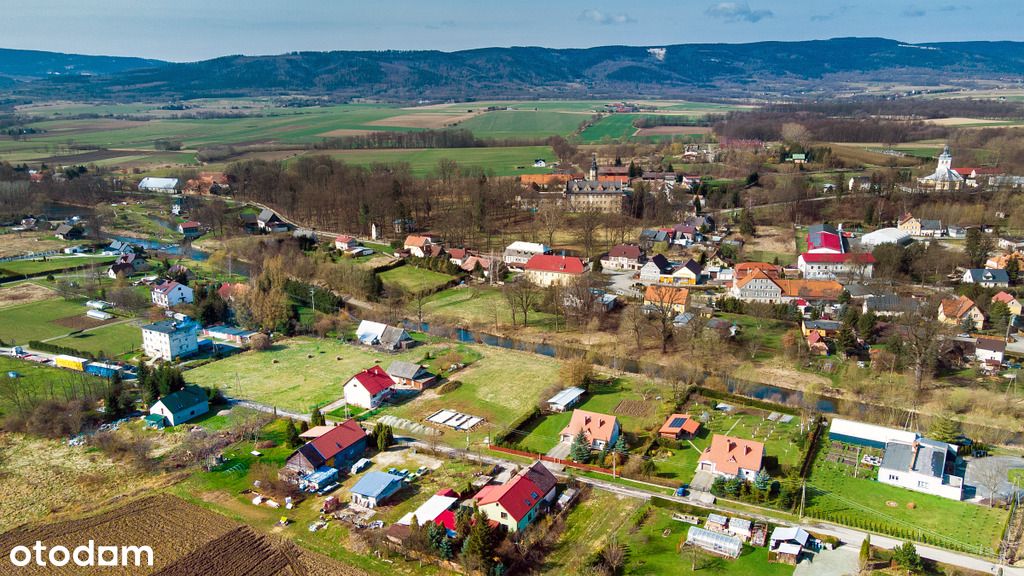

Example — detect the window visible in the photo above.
[500,512,507,519]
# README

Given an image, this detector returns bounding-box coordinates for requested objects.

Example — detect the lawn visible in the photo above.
[377,265,456,293]
[0,356,106,418]
[542,489,643,574]
[456,111,586,138]
[184,337,445,413]
[321,145,555,177]
[720,313,796,360]
[0,296,95,343]
[619,507,794,576]
[806,450,1008,555]
[0,255,115,278]
[48,320,142,357]
[386,346,562,445]
[1009,468,1024,484]
[422,286,558,330]
[643,397,803,486]
[513,377,671,455]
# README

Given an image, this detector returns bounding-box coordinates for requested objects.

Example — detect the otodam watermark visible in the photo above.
[8,541,154,568]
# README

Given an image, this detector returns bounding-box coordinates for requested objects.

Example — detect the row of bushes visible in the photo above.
[805,509,992,556]
[436,380,462,395]
[27,340,95,360]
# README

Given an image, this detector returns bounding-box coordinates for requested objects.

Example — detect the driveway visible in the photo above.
[546,441,571,460]
[602,271,641,298]
[964,455,1024,501]
[690,470,715,493]
[794,547,859,576]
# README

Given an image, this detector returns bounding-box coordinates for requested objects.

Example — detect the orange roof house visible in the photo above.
[698,435,764,480]
[734,262,783,281]
[938,295,985,330]
[559,409,621,450]
[659,414,701,439]
[993,291,1023,316]
[644,285,690,313]
[519,173,580,189]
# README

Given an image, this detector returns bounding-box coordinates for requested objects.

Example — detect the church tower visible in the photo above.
[589,155,598,181]
[937,145,953,172]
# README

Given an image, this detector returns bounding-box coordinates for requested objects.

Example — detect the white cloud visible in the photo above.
[578,9,636,25]
[705,2,773,23]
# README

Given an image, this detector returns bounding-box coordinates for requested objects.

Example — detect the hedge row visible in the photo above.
[27,340,95,360]
[696,386,800,416]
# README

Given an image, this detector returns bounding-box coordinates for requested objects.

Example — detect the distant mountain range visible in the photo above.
[3,38,1024,101]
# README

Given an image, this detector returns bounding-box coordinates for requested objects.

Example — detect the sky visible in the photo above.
[1,0,1022,62]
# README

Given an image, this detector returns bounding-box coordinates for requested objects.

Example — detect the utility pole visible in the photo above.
[799,481,806,518]
[310,287,316,321]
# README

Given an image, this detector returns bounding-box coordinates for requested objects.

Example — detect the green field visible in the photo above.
[0,255,115,278]
[377,265,456,293]
[0,356,105,417]
[456,111,587,138]
[48,320,142,357]
[579,114,644,142]
[321,145,555,177]
[806,448,1007,554]
[422,286,558,330]
[0,297,97,343]
[385,345,561,445]
[513,377,669,454]
[621,507,794,576]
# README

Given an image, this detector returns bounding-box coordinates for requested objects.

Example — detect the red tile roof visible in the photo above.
[560,409,618,444]
[448,248,468,260]
[525,254,585,274]
[644,285,690,306]
[309,419,366,460]
[807,232,843,253]
[941,295,977,319]
[404,235,433,248]
[700,435,764,476]
[153,280,182,295]
[658,413,701,436]
[607,244,642,260]
[993,291,1018,305]
[474,474,544,522]
[351,365,395,395]
[735,262,782,280]
[434,510,457,531]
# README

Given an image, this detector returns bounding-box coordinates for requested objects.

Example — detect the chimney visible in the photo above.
[599,419,605,427]
[584,416,591,425]
[910,441,920,471]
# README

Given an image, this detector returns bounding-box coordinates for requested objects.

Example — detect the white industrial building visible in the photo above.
[138,177,179,193]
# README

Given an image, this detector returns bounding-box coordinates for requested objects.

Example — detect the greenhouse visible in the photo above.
[686,526,743,559]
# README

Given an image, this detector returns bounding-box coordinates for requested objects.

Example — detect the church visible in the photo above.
[917,145,964,191]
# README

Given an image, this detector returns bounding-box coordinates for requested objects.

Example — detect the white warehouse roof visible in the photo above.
[139,177,179,190]
[859,227,912,249]
[829,418,918,446]
[505,241,549,253]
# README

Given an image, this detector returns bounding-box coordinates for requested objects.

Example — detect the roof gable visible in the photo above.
[309,419,366,460]
[350,365,395,395]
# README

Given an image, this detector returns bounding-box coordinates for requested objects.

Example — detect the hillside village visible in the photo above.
[4,101,1024,575]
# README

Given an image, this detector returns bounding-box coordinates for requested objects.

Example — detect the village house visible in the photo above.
[878,437,963,500]
[217,282,248,302]
[801,319,842,338]
[177,221,202,238]
[798,252,875,280]
[343,365,396,410]
[397,491,460,531]
[600,244,645,271]
[355,320,413,351]
[697,435,764,481]
[142,319,198,360]
[54,223,84,241]
[806,224,845,254]
[404,235,442,258]
[898,213,945,237]
[503,241,550,270]
[985,252,1023,270]
[670,259,703,285]
[954,166,1003,188]
[993,291,1023,316]
[638,254,673,284]
[386,361,437,390]
[806,331,830,355]
[334,235,361,251]
[769,527,810,565]
[284,419,368,475]
[150,280,194,308]
[862,294,921,317]
[474,461,557,532]
[730,270,843,305]
[257,208,289,232]
[938,295,985,330]
[658,413,701,440]
[733,262,783,283]
[644,285,690,314]
[350,471,404,508]
[559,409,620,450]
[848,175,872,192]
[523,254,586,287]
[148,385,208,427]
[975,337,1007,365]
[962,268,1010,288]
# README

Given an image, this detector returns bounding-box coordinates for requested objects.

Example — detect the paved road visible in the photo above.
[965,455,1024,501]
[206,400,1024,575]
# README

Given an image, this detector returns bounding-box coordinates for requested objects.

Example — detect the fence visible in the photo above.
[488,445,617,475]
